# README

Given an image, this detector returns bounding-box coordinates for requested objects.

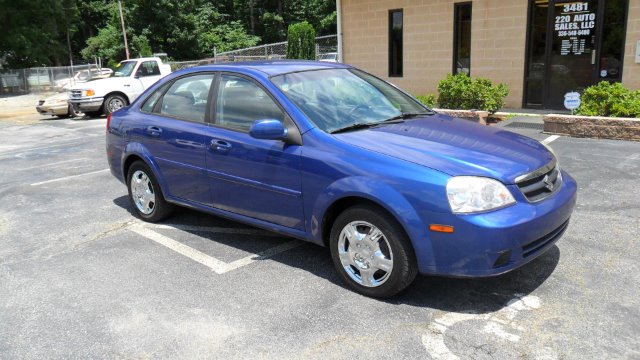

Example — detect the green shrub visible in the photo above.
[577,81,640,118]
[415,94,437,108]
[437,73,509,114]
[286,22,316,60]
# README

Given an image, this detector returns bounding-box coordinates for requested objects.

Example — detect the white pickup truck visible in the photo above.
[68,57,171,116]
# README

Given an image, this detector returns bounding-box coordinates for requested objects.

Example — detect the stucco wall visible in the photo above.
[341,0,529,108]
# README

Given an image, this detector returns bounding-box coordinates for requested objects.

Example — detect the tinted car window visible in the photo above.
[140,83,169,113]
[216,74,284,131]
[137,61,161,77]
[157,74,214,122]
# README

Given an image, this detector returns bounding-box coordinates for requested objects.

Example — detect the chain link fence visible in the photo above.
[177,34,338,67]
[2,35,337,95]
[0,62,109,95]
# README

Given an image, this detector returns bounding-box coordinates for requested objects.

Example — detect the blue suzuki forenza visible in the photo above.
[106,61,577,297]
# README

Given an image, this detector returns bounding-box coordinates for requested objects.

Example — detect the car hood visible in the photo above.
[334,114,554,184]
[67,76,122,90]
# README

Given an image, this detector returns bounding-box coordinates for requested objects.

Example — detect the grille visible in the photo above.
[522,220,569,258]
[69,90,83,99]
[516,161,562,202]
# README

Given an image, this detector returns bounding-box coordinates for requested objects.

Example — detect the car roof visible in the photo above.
[194,60,351,76]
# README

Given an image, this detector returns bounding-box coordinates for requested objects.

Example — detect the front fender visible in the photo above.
[121,142,168,191]
[310,176,432,263]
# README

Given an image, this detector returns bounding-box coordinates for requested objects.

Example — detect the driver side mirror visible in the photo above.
[249,119,288,141]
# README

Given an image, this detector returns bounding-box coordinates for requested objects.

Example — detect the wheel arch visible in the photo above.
[121,142,169,195]
[312,177,428,258]
[105,91,131,105]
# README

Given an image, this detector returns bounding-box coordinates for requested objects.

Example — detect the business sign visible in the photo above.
[564,92,581,111]
[554,2,596,56]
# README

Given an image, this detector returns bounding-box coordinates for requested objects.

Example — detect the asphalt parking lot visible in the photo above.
[0,109,639,359]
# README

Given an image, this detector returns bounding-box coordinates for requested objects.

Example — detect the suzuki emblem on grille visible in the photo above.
[543,175,554,191]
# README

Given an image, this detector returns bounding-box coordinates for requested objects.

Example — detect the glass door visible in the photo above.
[524,0,628,109]
[546,0,598,108]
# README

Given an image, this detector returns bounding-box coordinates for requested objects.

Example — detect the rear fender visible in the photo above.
[121,142,168,191]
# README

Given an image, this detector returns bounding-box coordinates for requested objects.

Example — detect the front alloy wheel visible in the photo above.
[330,205,417,298]
[337,221,394,287]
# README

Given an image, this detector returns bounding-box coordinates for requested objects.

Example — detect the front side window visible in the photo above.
[156,74,214,122]
[272,68,429,133]
[389,9,403,77]
[215,74,285,131]
[136,61,161,77]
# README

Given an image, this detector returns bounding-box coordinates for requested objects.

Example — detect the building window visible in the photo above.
[388,9,403,77]
[453,3,472,75]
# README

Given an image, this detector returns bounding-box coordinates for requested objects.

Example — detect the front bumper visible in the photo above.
[415,170,578,277]
[36,104,68,116]
[68,97,104,112]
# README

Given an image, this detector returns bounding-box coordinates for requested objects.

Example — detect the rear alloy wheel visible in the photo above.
[127,161,173,222]
[104,94,127,115]
[330,205,417,298]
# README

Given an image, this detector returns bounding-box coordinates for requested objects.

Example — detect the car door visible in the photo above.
[205,73,304,230]
[133,73,215,205]
[131,60,163,100]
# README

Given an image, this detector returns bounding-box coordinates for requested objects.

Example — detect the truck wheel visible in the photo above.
[104,94,128,115]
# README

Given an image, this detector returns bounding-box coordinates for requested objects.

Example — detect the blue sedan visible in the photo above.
[106,61,577,298]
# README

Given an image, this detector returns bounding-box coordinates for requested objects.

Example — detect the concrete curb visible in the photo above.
[543,114,640,142]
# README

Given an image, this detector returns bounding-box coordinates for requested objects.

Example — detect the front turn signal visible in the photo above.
[429,224,455,233]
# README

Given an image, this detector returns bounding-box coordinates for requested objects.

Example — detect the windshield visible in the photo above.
[113,61,136,77]
[271,68,429,133]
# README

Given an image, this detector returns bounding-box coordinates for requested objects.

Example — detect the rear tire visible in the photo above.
[126,161,174,222]
[329,205,418,298]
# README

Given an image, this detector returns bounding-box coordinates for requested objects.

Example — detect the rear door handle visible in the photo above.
[210,139,232,154]
[146,126,162,137]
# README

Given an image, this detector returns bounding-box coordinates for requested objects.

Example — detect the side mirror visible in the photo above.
[249,119,288,140]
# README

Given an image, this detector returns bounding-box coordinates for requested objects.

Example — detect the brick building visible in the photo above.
[337,0,640,109]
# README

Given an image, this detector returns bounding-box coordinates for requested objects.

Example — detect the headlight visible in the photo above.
[446,176,516,214]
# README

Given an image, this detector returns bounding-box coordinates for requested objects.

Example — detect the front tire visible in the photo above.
[127,161,174,222]
[104,94,128,115]
[329,205,418,298]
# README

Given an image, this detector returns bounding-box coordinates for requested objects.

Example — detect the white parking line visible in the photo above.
[130,224,304,274]
[30,168,109,186]
[220,240,304,274]
[541,135,560,145]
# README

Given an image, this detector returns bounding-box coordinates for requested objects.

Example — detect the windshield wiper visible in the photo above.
[383,111,435,122]
[330,122,380,134]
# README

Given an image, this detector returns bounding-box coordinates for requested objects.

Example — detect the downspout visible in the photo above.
[337,0,343,63]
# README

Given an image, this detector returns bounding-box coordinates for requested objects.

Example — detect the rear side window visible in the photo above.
[156,74,214,123]
[140,83,168,113]
[215,74,284,131]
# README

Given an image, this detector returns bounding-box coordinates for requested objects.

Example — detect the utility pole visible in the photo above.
[118,0,130,59]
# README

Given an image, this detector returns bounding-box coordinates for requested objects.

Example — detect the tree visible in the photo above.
[286,21,315,60]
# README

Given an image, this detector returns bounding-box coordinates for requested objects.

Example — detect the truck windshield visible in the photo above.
[113,61,136,77]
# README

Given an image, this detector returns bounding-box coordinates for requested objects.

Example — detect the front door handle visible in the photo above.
[146,126,162,137]
[210,139,232,154]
